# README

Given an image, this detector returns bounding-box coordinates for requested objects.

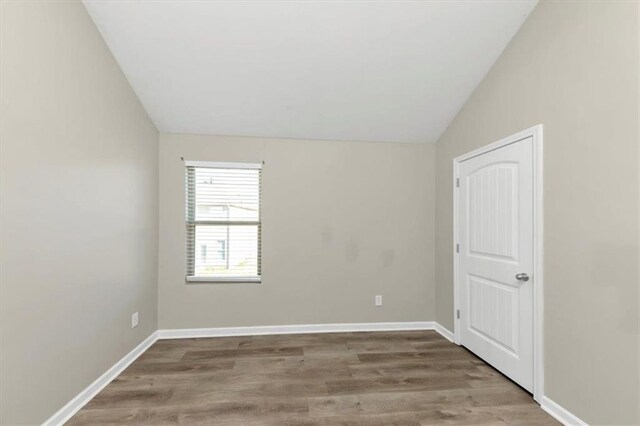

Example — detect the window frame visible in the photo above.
[184,160,262,284]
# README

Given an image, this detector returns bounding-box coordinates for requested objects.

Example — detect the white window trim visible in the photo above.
[184,160,262,284]
[184,160,262,170]
[186,276,261,284]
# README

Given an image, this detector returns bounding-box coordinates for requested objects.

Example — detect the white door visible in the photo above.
[458,136,534,392]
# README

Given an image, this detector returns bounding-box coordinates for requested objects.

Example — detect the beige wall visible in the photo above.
[435,1,639,424]
[0,2,159,424]
[159,134,434,329]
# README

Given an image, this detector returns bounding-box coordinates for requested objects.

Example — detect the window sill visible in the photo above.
[186,276,262,284]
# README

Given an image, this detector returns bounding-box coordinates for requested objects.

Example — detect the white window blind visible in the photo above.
[185,162,261,282]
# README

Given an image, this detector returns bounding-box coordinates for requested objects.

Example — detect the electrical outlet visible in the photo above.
[375,295,383,306]
[131,312,139,328]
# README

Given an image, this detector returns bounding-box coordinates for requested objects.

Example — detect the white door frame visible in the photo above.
[453,124,544,402]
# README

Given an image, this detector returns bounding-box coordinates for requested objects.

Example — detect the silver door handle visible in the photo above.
[515,273,530,282]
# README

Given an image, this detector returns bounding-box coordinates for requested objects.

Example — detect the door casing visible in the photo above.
[453,125,544,402]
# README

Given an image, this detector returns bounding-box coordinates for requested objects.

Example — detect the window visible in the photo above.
[185,161,261,282]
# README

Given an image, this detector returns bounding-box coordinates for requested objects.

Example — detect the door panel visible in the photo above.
[468,163,518,261]
[458,137,533,392]
[468,274,519,355]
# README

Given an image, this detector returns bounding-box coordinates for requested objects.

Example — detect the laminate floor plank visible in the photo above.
[68,331,558,425]
[181,346,305,362]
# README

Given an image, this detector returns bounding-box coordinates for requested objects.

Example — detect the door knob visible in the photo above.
[515,273,530,282]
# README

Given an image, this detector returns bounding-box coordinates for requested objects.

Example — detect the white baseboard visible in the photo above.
[541,396,588,426]
[433,323,454,342]
[41,321,459,425]
[157,321,446,339]
[42,331,158,426]
[40,322,590,426]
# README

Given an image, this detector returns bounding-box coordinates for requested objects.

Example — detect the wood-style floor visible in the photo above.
[68,331,558,425]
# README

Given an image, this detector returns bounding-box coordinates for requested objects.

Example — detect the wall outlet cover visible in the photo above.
[131,312,139,328]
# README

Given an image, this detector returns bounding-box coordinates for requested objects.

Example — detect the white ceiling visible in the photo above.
[83,1,537,144]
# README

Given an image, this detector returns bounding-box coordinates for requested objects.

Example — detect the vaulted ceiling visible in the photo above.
[84,1,537,143]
